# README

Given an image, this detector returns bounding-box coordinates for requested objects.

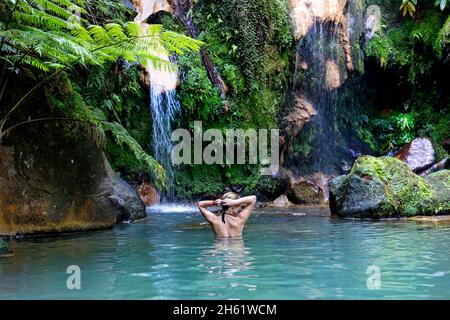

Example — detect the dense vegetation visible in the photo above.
[361,0,449,158]
[0,0,201,189]
[161,0,294,199]
[1,0,449,202]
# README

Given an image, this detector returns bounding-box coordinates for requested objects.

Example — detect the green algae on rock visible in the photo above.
[329,156,449,218]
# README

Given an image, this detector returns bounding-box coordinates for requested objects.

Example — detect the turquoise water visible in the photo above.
[1,206,450,299]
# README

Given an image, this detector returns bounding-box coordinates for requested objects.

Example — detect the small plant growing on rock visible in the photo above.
[0,239,13,257]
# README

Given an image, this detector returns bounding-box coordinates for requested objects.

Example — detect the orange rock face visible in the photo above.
[138,183,160,206]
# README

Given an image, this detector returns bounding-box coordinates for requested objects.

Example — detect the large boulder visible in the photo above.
[425,170,450,208]
[110,177,147,221]
[394,137,435,173]
[0,124,146,236]
[329,156,449,218]
[255,166,294,201]
[268,194,294,207]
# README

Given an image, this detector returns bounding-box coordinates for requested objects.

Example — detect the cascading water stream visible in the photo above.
[148,53,180,201]
[292,19,346,175]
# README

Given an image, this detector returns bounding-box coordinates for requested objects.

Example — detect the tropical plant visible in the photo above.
[0,0,202,188]
[400,0,417,17]
[371,112,417,151]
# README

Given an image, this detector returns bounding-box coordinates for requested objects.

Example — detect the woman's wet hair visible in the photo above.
[221,192,240,223]
[222,192,240,200]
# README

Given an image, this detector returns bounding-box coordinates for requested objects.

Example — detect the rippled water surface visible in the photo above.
[2,206,450,299]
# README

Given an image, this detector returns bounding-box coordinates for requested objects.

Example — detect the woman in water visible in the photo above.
[197,192,257,238]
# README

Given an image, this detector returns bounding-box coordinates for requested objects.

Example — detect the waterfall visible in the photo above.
[285,0,365,176]
[291,19,346,174]
[148,53,180,201]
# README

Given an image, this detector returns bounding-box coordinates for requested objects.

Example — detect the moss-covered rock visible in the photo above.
[288,180,324,205]
[425,170,450,214]
[329,156,449,218]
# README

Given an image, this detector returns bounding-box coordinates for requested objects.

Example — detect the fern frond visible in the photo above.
[88,25,112,44]
[105,23,127,41]
[124,21,142,38]
[103,122,167,189]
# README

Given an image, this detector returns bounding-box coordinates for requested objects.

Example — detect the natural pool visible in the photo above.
[1,206,450,299]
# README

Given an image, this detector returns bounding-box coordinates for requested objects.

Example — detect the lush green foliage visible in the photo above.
[365,9,443,78]
[361,2,449,156]
[0,0,202,188]
[159,0,293,199]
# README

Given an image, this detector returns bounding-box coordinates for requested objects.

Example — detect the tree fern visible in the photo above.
[0,0,203,189]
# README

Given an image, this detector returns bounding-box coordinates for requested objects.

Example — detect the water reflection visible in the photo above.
[196,238,257,295]
[199,238,254,277]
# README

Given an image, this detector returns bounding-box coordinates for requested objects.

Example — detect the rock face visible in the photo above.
[325,59,342,90]
[0,125,146,236]
[288,0,357,72]
[329,156,450,218]
[425,170,450,208]
[288,180,324,205]
[132,0,173,23]
[283,95,317,138]
[395,137,436,173]
[138,183,160,206]
[364,5,381,40]
[289,0,347,40]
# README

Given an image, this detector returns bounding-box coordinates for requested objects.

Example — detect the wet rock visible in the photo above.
[110,177,147,221]
[364,5,381,40]
[288,180,324,205]
[268,195,294,207]
[289,0,348,40]
[307,172,334,202]
[329,156,449,218]
[424,170,450,210]
[0,239,13,257]
[341,160,352,173]
[394,137,435,173]
[419,158,450,176]
[138,183,160,206]
[256,167,294,201]
[325,59,342,90]
[283,95,317,138]
[0,124,146,236]
[289,0,360,72]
